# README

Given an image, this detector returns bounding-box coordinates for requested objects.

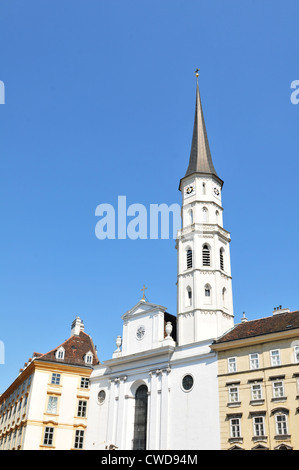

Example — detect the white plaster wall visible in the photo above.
[85,366,110,450]
[26,370,48,420]
[168,344,220,450]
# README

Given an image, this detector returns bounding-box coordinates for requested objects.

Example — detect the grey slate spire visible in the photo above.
[184,79,221,182]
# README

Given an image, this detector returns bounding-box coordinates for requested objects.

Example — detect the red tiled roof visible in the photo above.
[35,330,100,367]
[214,310,299,344]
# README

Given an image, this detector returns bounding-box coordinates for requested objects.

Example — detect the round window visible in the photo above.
[182,374,194,392]
[97,390,106,404]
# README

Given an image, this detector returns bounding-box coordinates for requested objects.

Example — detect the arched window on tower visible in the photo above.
[186,248,193,269]
[204,284,212,304]
[202,182,206,195]
[205,284,211,297]
[189,209,193,225]
[220,248,224,271]
[186,286,192,307]
[202,207,208,223]
[202,245,211,266]
[222,287,227,308]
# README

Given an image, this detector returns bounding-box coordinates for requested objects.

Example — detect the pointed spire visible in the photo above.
[184,74,221,183]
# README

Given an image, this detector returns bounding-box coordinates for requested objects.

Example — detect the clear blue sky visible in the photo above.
[0,0,298,391]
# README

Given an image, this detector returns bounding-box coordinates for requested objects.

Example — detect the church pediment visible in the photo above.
[121,300,167,321]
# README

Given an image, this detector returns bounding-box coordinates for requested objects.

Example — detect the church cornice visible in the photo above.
[177,269,232,280]
[183,199,224,212]
[103,344,176,369]
[178,309,234,319]
[179,172,224,192]
[177,224,231,242]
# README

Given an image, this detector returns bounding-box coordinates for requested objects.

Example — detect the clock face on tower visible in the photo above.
[213,187,220,197]
[136,326,145,340]
[184,183,195,198]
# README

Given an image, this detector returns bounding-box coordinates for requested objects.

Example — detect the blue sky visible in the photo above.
[0,0,298,391]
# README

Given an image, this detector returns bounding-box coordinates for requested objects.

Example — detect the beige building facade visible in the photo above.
[0,317,99,450]
[211,308,299,450]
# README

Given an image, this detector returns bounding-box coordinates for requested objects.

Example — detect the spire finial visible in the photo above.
[195,68,200,78]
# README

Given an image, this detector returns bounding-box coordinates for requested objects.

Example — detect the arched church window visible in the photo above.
[202,245,211,266]
[133,385,148,450]
[202,182,206,195]
[220,248,224,271]
[186,249,193,269]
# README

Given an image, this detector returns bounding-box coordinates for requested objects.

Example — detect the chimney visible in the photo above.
[71,316,84,336]
[272,306,290,316]
[241,312,248,323]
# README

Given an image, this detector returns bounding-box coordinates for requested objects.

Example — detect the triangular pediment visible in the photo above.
[121,300,167,321]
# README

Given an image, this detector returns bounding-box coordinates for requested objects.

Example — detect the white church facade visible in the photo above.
[85,78,235,450]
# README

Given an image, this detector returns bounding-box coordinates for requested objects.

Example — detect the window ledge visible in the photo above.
[227,402,241,408]
[228,437,243,444]
[252,435,268,442]
[250,399,265,406]
[274,434,291,441]
[271,397,287,403]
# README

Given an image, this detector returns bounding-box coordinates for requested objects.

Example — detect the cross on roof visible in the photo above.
[141,285,147,301]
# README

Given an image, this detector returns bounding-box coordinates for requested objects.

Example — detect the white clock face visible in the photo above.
[184,184,195,198]
[136,326,145,340]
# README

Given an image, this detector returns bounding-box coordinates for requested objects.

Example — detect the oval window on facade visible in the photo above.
[182,374,194,392]
[97,390,106,404]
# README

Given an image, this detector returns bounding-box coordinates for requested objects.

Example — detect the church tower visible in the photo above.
[176,76,234,346]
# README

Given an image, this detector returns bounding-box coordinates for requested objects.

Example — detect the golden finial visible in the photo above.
[195,68,200,78]
[141,285,147,301]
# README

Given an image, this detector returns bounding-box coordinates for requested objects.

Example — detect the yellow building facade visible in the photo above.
[0,317,99,450]
[211,308,299,450]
